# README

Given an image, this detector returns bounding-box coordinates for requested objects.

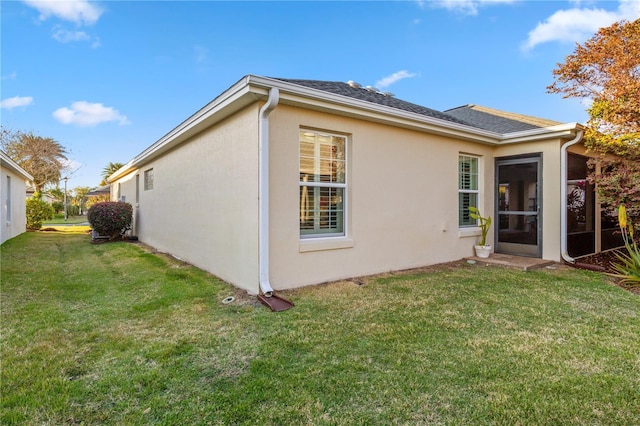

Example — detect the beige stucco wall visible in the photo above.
[268,105,495,289]
[111,97,582,293]
[113,105,261,294]
[1,166,29,244]
[493,139,572,262]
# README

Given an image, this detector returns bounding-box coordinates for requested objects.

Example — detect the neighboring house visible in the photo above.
[86,185,111,200]
[109,75,608,295]
[26,187,56,204]
[1,150,34,244]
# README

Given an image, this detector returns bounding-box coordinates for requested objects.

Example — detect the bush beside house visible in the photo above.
[26,193,54,230]
[87,202,133,240]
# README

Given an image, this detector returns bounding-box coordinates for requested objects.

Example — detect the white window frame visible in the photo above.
[459,154,480,228]
[299,129,347,239]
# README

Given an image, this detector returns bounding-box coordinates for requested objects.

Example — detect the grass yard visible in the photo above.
[44,214,89,225]
[1,233,639,425]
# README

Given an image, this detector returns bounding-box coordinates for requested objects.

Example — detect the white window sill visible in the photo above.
[458,227,481,238]
[299,237,354,253]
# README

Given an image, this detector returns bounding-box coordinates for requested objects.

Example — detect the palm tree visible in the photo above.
[2,131,68,192]
[100,162,125,185]
[73,186,91,215]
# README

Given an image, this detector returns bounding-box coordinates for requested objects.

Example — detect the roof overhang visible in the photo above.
[108,75,584,182]
[1,151,34,181]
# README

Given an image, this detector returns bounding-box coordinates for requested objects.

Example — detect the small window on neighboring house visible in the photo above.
[299,129,347,238]
[459,155,479,227]
[6,176,11,223]
[135,174,140,204]
[144,168,154,191]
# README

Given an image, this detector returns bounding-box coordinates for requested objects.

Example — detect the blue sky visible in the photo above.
[2,0,639,190]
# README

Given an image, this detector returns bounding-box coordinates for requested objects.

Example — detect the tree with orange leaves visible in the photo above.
[548,19,640,222]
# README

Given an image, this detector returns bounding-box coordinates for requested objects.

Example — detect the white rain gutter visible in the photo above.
[258,87,279,296]
[560,129,584,264]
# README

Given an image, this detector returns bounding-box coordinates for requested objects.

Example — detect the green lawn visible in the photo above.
[1,233,639,425]
[44,214,89,225]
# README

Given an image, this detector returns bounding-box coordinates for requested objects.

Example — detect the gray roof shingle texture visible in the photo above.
[444,106,544,133]
[274,78,470,126]
[273,78,558,134]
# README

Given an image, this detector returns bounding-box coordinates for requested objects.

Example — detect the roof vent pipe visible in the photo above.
[258,88,279,296]
[560,129,584,264]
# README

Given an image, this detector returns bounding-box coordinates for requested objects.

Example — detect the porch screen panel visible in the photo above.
[299,130,346,237]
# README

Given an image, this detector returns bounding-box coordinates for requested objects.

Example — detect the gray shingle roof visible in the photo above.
[273,78,471,127]
[273,78,563,134]
[444,104,562,133]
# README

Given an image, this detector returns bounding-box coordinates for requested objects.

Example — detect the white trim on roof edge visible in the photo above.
[108,75,583,182]
[1,151,34,181]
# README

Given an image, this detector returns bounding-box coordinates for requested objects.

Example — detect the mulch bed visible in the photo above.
[574,250,640,295]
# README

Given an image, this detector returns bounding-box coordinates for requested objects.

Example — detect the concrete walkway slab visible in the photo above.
[465,253,558,271]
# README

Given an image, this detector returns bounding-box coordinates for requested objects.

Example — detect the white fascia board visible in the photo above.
[108,77,260,183]
[246,76,503,144]
[499,123,583,144]
[247,77,585,146]
[0,151,34,181]
[108,74,583,182]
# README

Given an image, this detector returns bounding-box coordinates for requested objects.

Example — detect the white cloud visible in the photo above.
[1,96,34,109]
[22,0,103,25]
[429,0,515,16]
[523,0,640,50]
[376,71,418,89]
[53,101,130,127]
[52,27,90,43]
[61,158,82,174]
[51,26,101,47]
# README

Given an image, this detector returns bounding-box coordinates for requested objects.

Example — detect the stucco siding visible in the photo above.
[113,105,261,294]
[1,166,29,244]
[493,140,567,262]
[268,105,494,289]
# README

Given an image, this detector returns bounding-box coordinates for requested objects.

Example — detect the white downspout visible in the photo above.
[560,129,584,264]
[258,88,279,296]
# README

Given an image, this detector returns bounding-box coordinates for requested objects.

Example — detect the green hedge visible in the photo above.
[87,202,133,239]
[26,193,54,230]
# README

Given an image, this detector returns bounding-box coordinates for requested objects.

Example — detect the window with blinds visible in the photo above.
[299,130,346,238]
[459,155,479,227]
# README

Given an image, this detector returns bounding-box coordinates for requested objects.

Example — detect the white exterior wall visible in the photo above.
[113,106,261,294]
[1,164,30,244]
[268,105,495,289]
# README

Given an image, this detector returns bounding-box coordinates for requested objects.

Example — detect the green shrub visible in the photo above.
[610,205,640,285]
[87,202,133,239]
[26,193,54,230]
[51,202,64,213]
[67,204,80,217]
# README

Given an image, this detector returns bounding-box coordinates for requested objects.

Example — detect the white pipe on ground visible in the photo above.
[258,88,279,296]
[560,129,584,264]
